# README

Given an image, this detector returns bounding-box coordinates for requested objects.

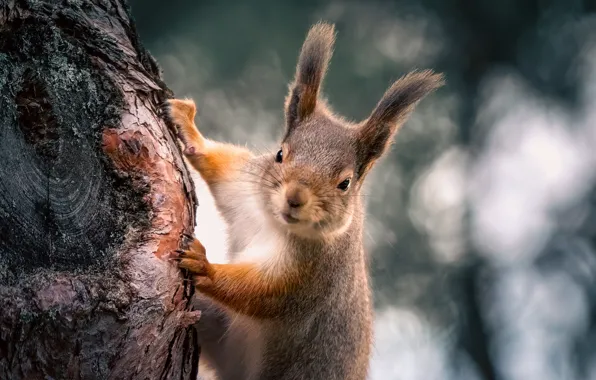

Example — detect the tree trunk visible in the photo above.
[0,0,201,379]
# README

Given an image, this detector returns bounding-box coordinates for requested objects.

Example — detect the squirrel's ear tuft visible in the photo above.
[356,70,444,178]
[285,22,336,132]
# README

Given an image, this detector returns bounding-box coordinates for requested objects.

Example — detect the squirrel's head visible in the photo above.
[260,22,444,239]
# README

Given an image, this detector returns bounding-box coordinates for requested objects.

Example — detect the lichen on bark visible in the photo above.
[0,14,149,286]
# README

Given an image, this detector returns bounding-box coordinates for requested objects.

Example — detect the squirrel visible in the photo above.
[165,22,443,380]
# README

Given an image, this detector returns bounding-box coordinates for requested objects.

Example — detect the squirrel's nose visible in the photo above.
[285,184,308,209]
[287,197,303,209]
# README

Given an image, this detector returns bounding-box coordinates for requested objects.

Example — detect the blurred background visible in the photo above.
[130,1,596,379]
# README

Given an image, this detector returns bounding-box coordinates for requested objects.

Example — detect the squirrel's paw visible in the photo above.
[162,98,204,156]
[169,234,213,287]
[162,98,196,129]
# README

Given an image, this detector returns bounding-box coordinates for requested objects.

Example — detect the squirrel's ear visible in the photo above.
[285,22,336,132]
[356,70,444,178]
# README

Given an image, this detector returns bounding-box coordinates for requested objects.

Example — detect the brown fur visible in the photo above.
[356,70,444,178]
[285,22,336,131]
[165,21,443,380]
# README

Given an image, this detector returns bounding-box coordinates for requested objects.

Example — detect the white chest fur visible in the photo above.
[227,195,288,272]
[235,226,285,263]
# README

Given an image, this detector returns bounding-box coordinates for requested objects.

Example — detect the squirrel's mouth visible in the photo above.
[281,212,300,224]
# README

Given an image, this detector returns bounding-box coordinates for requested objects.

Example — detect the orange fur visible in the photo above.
[166,98,252,184]
[204,262,300,318]
[167,98,204,149]
[175,238,305,319]
[186,144,251,184]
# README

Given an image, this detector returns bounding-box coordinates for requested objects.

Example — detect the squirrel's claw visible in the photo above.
[158,100,172,118]
[180,233,194,247]
[166,250,185,262]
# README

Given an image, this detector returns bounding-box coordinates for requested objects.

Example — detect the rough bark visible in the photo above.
[0,0,201,379]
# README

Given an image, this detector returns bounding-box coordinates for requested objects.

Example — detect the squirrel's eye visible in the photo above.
[337,178,351,191]
[275,149,283,163]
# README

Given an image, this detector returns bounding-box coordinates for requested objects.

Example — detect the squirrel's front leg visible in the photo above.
[165,98,253,185]
[170,236,302,319]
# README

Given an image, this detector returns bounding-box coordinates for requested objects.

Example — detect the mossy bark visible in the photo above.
[0,0,200,378]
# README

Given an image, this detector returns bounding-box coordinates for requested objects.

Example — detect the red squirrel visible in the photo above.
[165,22,443,380]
